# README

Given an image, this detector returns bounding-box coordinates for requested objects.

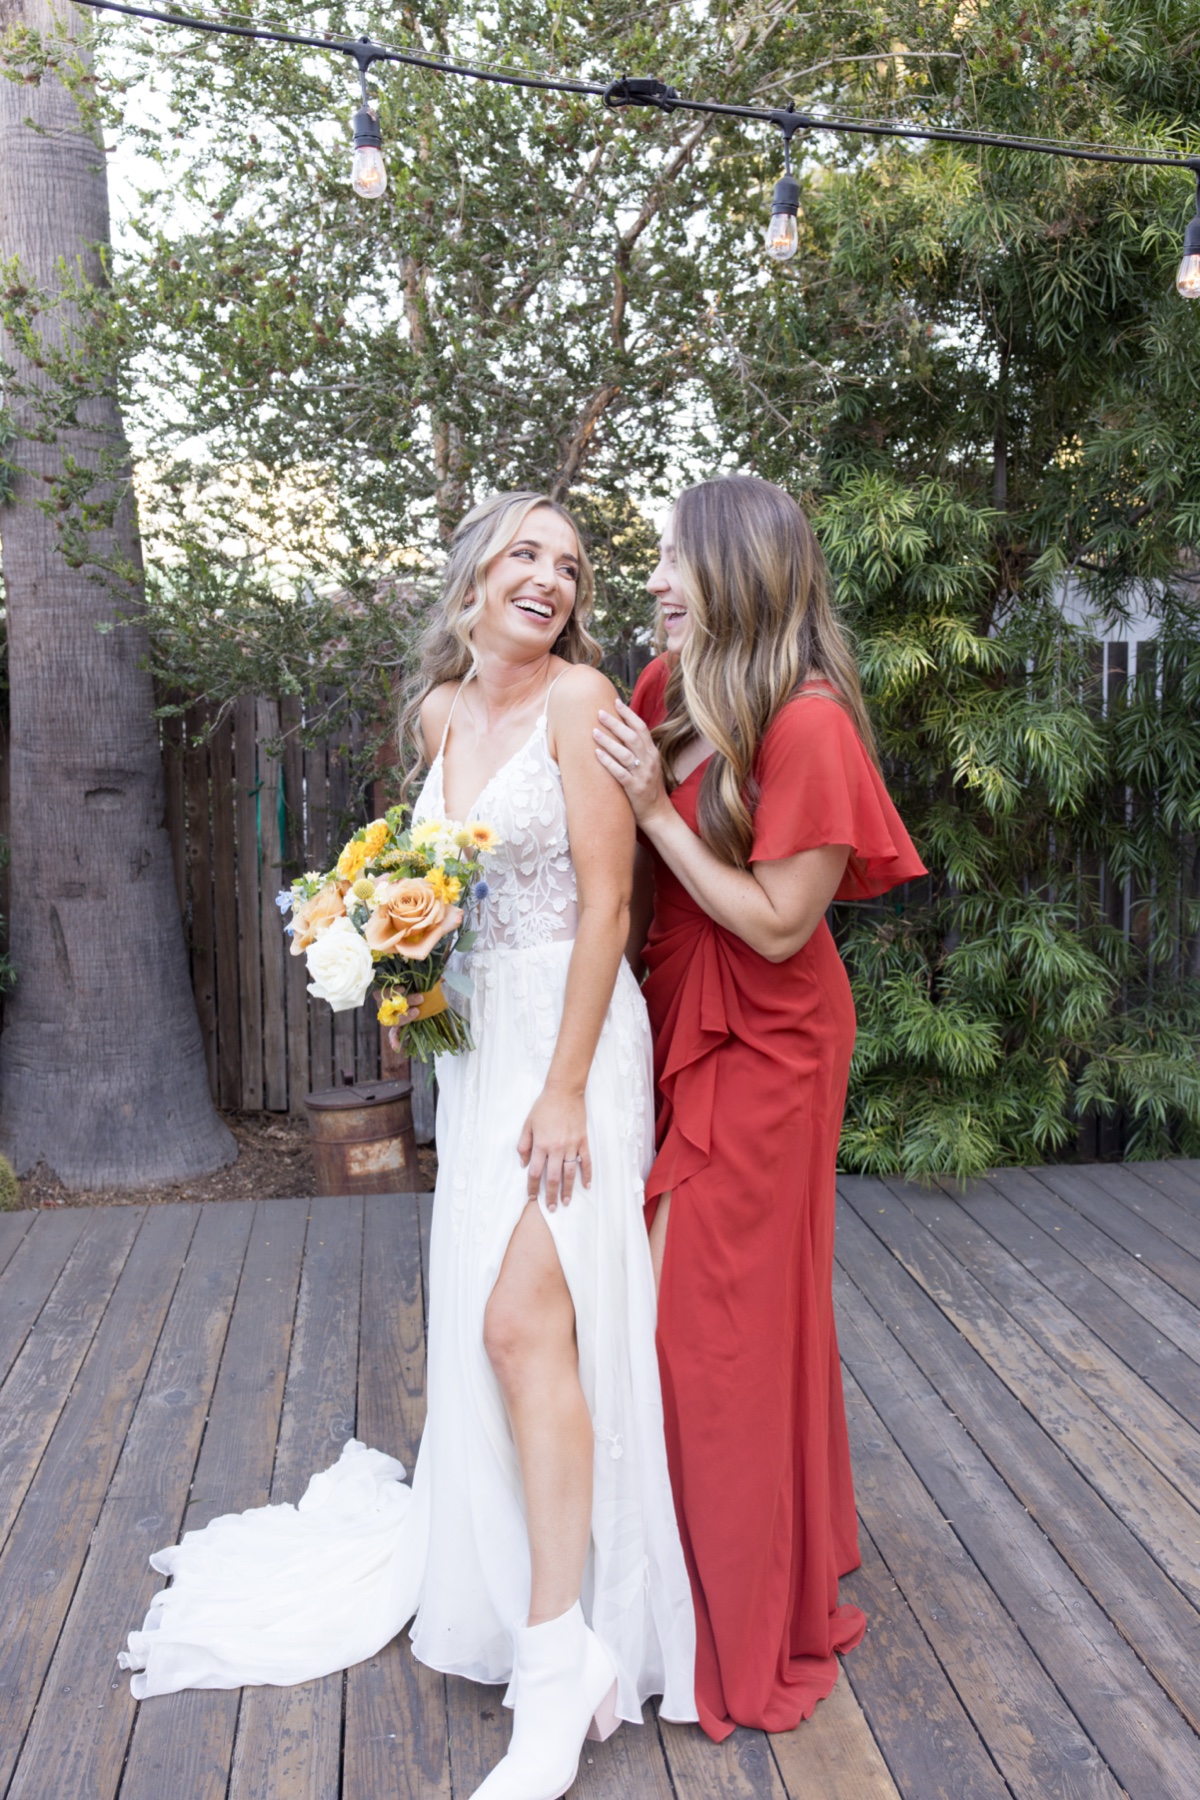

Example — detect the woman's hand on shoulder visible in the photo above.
[594,697,671,828]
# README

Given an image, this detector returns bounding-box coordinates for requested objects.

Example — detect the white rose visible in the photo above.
[305,916,375,1013]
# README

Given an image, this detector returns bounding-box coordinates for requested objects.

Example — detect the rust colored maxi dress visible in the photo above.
[631,657,926,1742]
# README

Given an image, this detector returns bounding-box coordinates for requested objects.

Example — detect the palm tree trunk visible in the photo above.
[0,0,234,1184]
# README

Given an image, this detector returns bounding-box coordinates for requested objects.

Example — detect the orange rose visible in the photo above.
[364,877,463,960]
[289,882,346,956]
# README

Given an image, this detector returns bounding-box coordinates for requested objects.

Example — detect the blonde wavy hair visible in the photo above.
[654,475,877,868]
[399,491,602,793]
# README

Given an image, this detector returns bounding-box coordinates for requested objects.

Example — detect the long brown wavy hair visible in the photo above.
[654,475,877,868]
[399,491,602,793]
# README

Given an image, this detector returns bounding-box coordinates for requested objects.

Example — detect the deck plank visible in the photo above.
[935,1180,1200,1519]
[1131,1160,1200,1213]
[1080,1161,1200,1262]
[575,1706,677,1799]
[0,1204,198,1794]
[0,1206,35,1277]
[659,1719,790,1800]
[843,1366,1120,1800]
[836,1201,1200,1798]
[976,1167,1200,1390]
[870,1176,1200,1609]
[0,1207,89,1388]
[0,1206,142,1553]
[839,1521,1005,1800]
[6,1201,255,1800]
[1032,1164,1200,1311]
[118,1199,310,1800]
[768,1674,900,1800]
[228,1195,364,1800]
[446,1677,511,1796]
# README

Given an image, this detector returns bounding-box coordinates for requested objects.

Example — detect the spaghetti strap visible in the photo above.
[540,668,568,716]
[436,676,473,760]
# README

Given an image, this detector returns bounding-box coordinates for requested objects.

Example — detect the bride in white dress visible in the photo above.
[121,491,697,1800]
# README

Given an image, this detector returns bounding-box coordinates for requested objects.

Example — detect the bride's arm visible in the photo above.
[518,666,634,1212]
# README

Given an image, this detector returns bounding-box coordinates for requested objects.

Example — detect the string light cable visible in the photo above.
[67,0,1200,297]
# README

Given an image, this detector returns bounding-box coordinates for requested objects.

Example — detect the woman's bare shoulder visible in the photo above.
[548,659,617,711]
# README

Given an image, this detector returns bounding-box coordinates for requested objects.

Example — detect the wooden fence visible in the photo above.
[160,693,390,1117]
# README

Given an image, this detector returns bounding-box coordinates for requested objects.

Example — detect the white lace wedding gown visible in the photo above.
[121,683,698,1728]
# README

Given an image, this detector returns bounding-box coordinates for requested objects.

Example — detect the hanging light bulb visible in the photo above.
[764,107,804,263]
[765,173,800,261]
[1177,173,1200,297]
[351,104,387,199]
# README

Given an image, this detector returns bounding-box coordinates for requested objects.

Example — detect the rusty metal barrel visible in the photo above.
[305,1077,420,1195]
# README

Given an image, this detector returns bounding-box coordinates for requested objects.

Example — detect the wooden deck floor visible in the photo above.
[1,1161,1199,1799]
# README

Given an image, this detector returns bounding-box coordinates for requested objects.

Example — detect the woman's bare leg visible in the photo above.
[484,1202,592,1625]
[648,1191,672,1294]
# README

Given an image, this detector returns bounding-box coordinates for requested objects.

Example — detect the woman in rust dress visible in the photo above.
[594,475,925,1742]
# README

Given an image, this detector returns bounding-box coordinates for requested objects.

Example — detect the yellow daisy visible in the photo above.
[362,818,389,859]
[426,866,462,904]
[336,838,369,881]
[466,821,499,852]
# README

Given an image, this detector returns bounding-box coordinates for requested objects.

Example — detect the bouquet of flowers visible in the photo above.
[278,809,500,1062]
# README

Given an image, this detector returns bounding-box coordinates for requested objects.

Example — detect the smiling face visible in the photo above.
[647,510,691,650]
[470,505,582,660]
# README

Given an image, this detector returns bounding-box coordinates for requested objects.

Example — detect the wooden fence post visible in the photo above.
[184,701,217,1098]
[256,698,288,1112]
[210,708,241,1110]
[234,695,263,1110]
[280,695,311,1114]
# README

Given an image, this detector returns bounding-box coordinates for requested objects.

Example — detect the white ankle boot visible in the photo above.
[470,1602,619,1800]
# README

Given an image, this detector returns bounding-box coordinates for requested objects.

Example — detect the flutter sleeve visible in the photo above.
[630,655,671,729]
[751,693,926,901]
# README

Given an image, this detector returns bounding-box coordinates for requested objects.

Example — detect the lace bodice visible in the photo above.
[412,698,578,954]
